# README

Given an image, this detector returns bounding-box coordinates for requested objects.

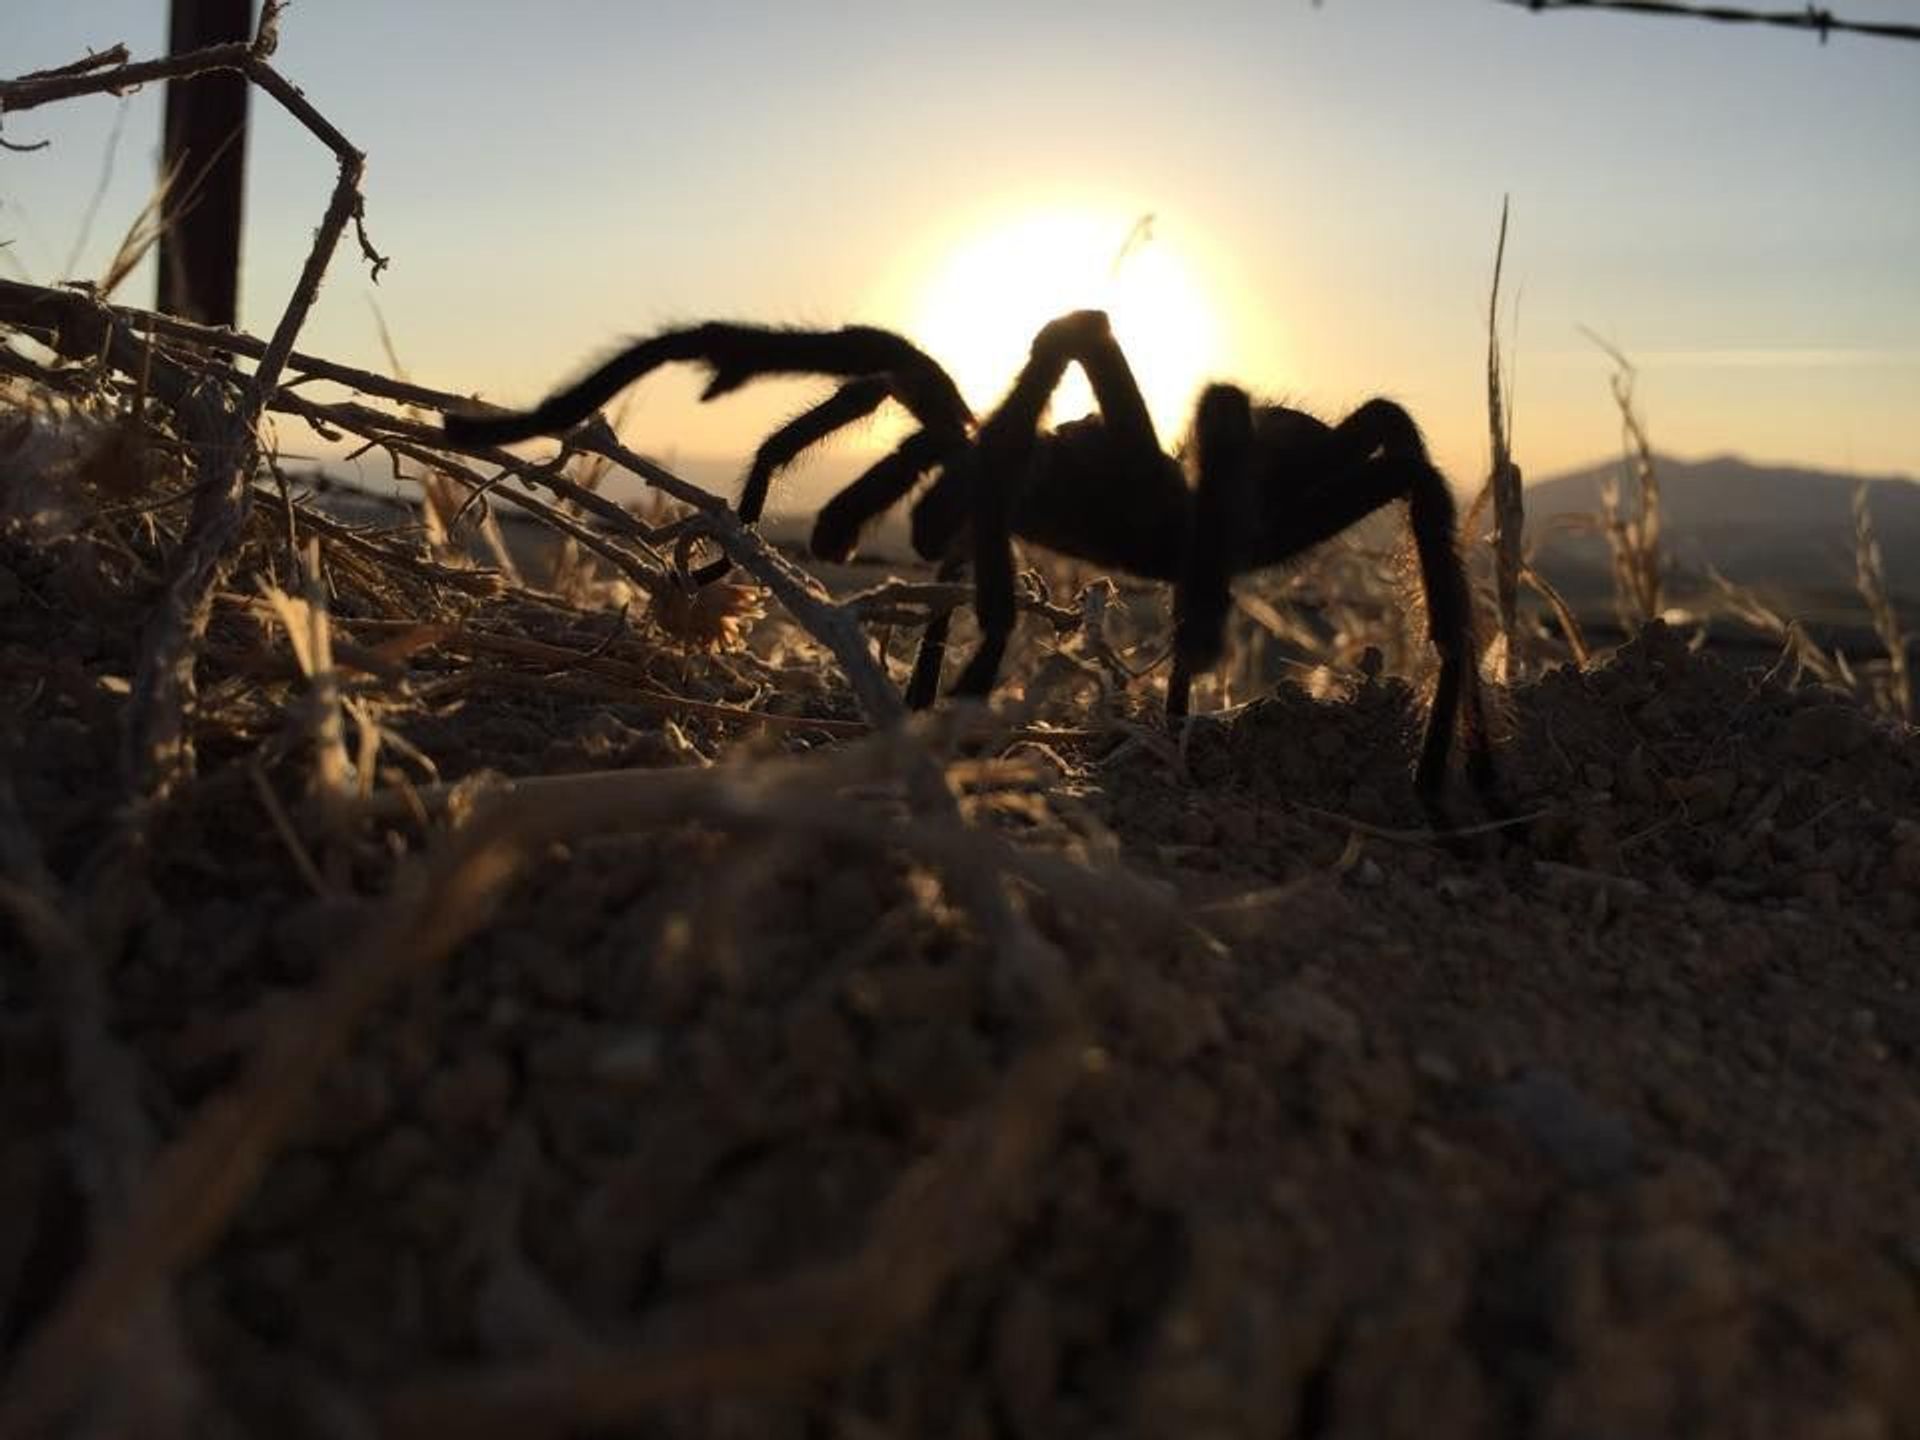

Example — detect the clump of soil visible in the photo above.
[3,449,1918,1439]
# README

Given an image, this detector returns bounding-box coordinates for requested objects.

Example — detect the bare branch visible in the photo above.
[1,26,386,798]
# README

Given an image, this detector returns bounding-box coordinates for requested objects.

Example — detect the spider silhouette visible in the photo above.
[443,310,1499,826]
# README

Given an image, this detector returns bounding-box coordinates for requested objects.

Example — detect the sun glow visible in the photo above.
[910,209,1227,445]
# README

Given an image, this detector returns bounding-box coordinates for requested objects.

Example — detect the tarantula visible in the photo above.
[443,310,1498,824]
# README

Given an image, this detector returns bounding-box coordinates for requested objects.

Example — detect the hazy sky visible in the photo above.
[6,1,1918,511]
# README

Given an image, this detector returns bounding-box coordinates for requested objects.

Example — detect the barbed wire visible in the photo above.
[1498,0,1920,44]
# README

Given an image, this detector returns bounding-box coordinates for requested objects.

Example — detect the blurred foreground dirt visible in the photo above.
[3,465,1918,1440]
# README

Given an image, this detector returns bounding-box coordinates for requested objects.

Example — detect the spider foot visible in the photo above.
[1172,621,1227,679]
[1164,670,1192,720]
[904,664,942,711]
[687,555,734,587]
[951,650,999,699]
[811,501,864,565]
[903,617,950,711]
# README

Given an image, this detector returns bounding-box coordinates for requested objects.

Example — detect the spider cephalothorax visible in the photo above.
[444,309,1499,826]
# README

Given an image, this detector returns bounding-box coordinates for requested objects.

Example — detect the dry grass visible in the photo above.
[1483,196,1526,681]
[1582,328,1666,631]
[1554,342,1912,726]
[1463,201,1592,678]
[1854,480,1914,722]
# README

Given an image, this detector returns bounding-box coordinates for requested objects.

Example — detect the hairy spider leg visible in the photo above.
[443,323,968,447]
[440,324,973,589]
[944,310,1168,700]
[704,349,973,582]
[1242,397,1497,826]
[703,346,971,583]
[1038,309,1162,452]
[808,428,964,566]
[737,361,973,559]
[687,377,895,585]
[1173,383,1264,717]
[902,548,970,710]
[739,378,892,527]
[910,309,1168,560]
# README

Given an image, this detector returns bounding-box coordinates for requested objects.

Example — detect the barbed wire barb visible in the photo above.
[1503,0,1920,45]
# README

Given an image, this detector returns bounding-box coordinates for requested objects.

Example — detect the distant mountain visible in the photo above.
[1522,453,1920,610]
[302,448,1920,623]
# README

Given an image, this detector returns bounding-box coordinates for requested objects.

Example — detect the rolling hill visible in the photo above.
[1522,453,1920,612]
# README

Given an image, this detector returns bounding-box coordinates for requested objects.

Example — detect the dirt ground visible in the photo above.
[3,442,1919,1439]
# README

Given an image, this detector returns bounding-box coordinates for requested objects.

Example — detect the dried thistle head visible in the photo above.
[650,573,767,654]
[646,533,767,653]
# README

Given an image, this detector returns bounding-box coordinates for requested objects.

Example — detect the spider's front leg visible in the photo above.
[943,310,1168,701]
[443,323,964,447]
[443,323,973,589]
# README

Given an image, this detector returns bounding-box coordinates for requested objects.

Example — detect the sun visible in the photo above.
[909,209,1226,445]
